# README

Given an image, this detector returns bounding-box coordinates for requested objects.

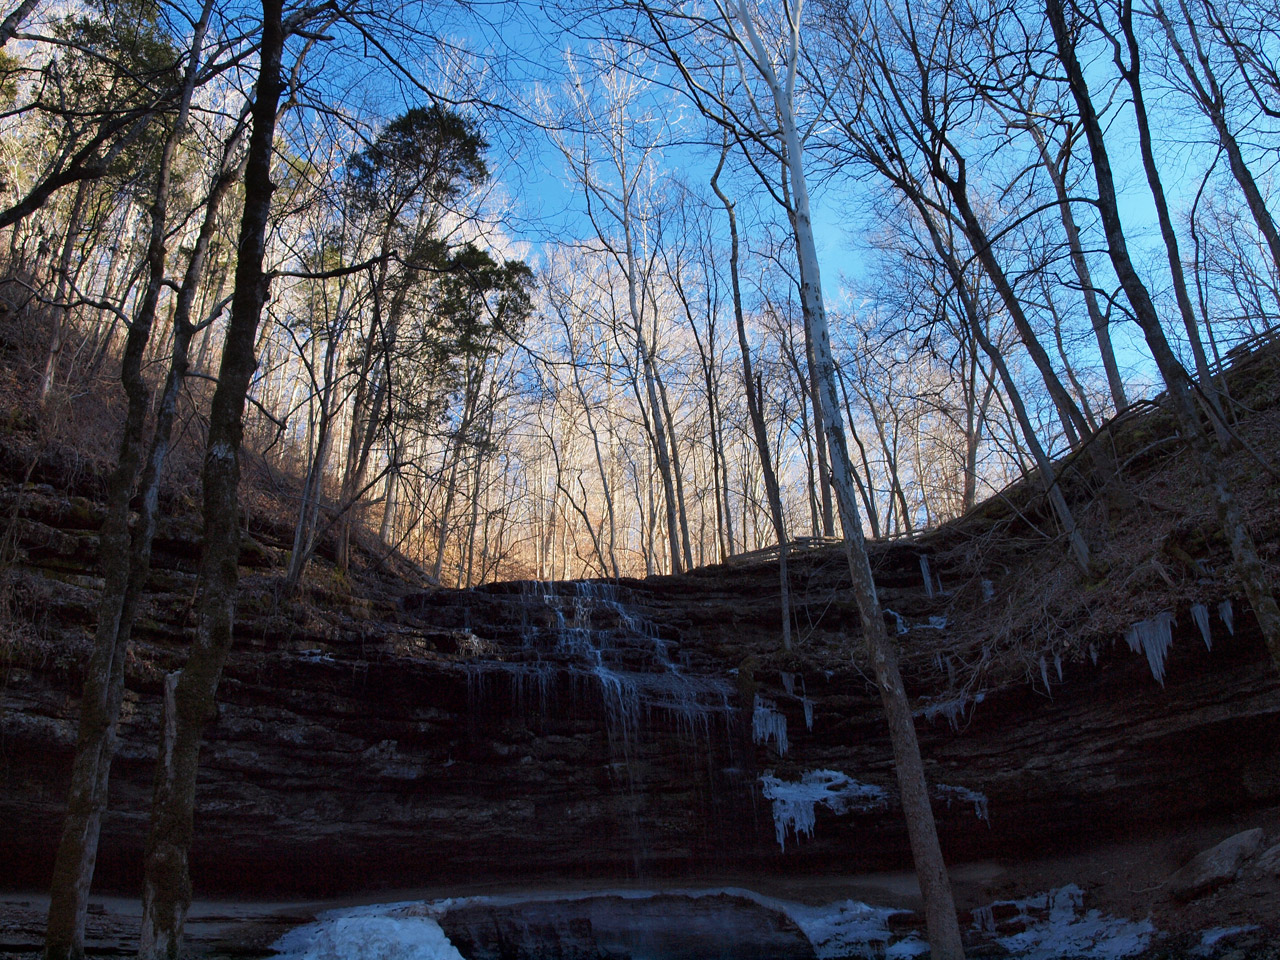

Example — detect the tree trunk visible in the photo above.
[1152,0,1280,279]
[38,180,89,407]
[712,159,792,650]
[728,5,964,947]
[43,9,219,954]
[1023,118,1128,413]
[1115,0,1228,440]
[137,3,283,953]
[1049,0,1280,672]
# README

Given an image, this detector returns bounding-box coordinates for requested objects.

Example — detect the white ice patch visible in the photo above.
[989,885,1154,959]
[1219,599,1234,635]
[752,695,788,755]
[277,890,919,960]
[1125,612,1176,685]
[759,768,887,849]
[885,609,908,634]
[1191,603,1212,650]
[273,914,465,960]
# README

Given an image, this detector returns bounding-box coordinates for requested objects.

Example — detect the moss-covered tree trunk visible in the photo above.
[42,6,216,955]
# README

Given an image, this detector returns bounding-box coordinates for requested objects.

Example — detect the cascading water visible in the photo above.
[464,580,734,763]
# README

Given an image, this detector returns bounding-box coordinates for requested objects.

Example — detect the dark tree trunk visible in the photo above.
[136,2,284,954]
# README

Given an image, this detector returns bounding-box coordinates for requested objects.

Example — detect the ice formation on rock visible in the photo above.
[885,609,908,635]
[759,769,887,849]
[985,884,1154,959]
[937,783,990,823]
[982,579,994,602]
[919,555,934,598]
[752,695,789,755]
[1191,603,1212,650]
[916,692,985,730]
[1125,612,1176,685]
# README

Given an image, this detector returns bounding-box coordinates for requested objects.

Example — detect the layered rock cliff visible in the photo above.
[3,344,1280,902]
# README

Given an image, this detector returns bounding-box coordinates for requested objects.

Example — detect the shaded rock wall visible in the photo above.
[2,482,1280,897]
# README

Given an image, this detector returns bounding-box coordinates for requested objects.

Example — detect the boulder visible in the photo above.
[1253,841,1280,876]
[1167,828,1265,900]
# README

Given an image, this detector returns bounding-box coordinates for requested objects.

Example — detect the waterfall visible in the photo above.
[463,580,733,760]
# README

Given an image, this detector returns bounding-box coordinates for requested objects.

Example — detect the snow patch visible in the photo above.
[1125,612,1176,685]
[759,769,887,849]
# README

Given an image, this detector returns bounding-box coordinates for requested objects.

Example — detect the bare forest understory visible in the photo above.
[0,322,1278,956]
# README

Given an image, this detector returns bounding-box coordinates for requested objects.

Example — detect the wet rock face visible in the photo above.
[436,894,816,960]
[2,483,1280,896]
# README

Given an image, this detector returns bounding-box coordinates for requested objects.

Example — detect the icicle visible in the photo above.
[937,783,990,823]
[1191,603,1212,651]
[1125,611,1176,686]
[981,579,994,602]
[1054,654,1063,682]
[781,671,795,696]
[919,555,935,599]
[1089,643,1098,666]
[972,905,996,934]
[1219,599,1234,636]
[1039,655,1051,692]
[759,769,888,849]
[752,695,789,755]
[802,697,814,731]
[920,695,974,731]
